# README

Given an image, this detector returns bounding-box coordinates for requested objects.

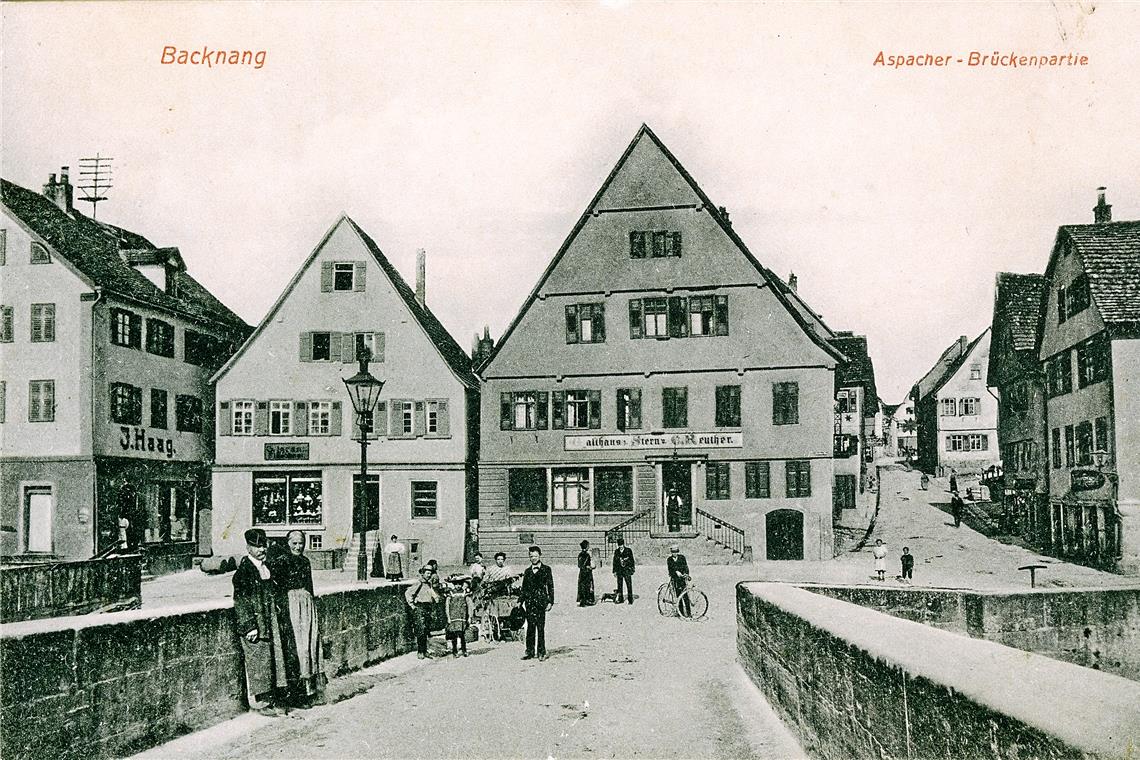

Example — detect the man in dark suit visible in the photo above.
[612,536,636,604]
[666,544,691,617]
[519,545,554,661]
[232,528,293,714]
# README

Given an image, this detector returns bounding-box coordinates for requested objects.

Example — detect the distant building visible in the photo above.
[830,332,879,508]
[1038,189,1140,572]
[988,272,1048,546]
[210,218,479,566]
[881,400,916,460]
[477,125,845,562]
[0,171,249,571]
[911,330,998,475]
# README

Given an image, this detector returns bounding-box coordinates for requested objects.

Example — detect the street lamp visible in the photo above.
[343,349,384,581]
[1091,448,1122,561]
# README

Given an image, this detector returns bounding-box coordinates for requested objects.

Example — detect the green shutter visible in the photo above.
[329,332,343,362]
[630,388,641,429]
[321,262,334,292]
[373,332,385,362]
[414,401,426,437]
[254,401,269,435]
[536,392,548,430]
[565,305,579,344]
[437,399,450,437]
[299,332,313,362]
[342,333,356,363]
[594,302,605,342]
[588,390,601,429]
[219,401,232,436]
[671,231,682,257]
[552,391,565,430]
[294,401,309,435]
[354,261,366,292]
[331,401,343,436]
[500,392,513,430]
[668,296,688,338]
[374,402,388,437]
[714,295,729,336]
[629,299,643,339]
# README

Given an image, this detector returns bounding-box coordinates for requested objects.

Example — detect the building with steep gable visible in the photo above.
[476,125,844,563]
[210,217,479,565]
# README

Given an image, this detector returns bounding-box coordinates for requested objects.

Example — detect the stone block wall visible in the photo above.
[0,556,143,623]
[0,582,413,760]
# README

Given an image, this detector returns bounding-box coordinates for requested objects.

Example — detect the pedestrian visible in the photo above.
[469,552,486,594]
[951,492,964,528]
[426,559,444,593]
[900,546,914,585]
[270,529,325,707]
[612,536,636,604]
[949,469,958,495]
[872,539,888,582]
[405,565,442,659]
[666,487,684,532]
[232,528,291,715]
[576,540,596,606]
[384,535,406,581]
[520,545,554,661]
[484,551,515,584]
[445,580,471,657]
[666,544,691,618]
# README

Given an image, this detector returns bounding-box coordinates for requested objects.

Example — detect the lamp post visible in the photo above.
[1091,448,1122,562]
[343,349,384,582]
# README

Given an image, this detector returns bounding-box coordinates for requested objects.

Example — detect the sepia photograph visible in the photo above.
[1,1,1138,758]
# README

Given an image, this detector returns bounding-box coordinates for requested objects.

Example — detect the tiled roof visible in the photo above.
[1062,221,1140,337]
[993,272,1046,352]
[831,333,879,417]
[2,178,247,331]
[919,329,989,401]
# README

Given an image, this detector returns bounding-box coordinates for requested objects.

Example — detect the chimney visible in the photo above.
[42,167,74,213]
[718,206,731,227]
[474,325,495,365]
[1094,187,1112,224]
[415,249,426,307]
[788,272,798,293]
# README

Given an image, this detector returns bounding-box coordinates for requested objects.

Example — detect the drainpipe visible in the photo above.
[88,287,104,557]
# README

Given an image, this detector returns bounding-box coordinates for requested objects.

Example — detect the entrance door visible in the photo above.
[833,475,856,512]
[661,462,692,531]
[766,509,804,560]
[24,487,53,553]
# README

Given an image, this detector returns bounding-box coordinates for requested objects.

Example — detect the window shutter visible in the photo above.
[785,462,796,498]
[668,296,688,338]
[321,262,334,292]
[331,401,343,436]
[219,401,233,436]
[30,307,42,341]
[254,401,269,435]
[630,388,641,429]
[414,401,426,437]
[801,463,811,497]
[714,295,729,336]
[588,390,601,429]
[594,302,605,342]
[300,332,313,362]
[500,392,513,430]
[391,401,403,436]
[630,231,645,259]
[552,391,565,430]
[354,262,366,292]
[342,333,356,363]
[565,305,579,344]
[375,402,388,437]
[671,231,682,257]
[629,299,643,339]
[130,314,142,347]
[677,388,688,426]
[536,392,549,430]
[373,332,385,362]
[44,306,55,342]
[329,332,343,362]
[788,384,798,424]
[294,401,309,435]
[616,390,627,432]
[437,399,450,437]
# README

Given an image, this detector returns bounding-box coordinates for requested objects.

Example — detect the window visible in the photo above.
[311,332,332,361]
[150,389,168,429]
[176,395,203,433]
[630,230,681,259]
[0,306,13,342]
[354,332,385,362]
[745,461,771,498]
[940,398,957,416]
[689,296,714,336]
[0,381,5,423]
[146,319,175,357]
[508,468,548,513]
[333,262,355,291]
[1076,421,1093,465]
[553,390,600,430]
[231,400,254,435]
[28,380,55,422]
[30,304,55,342]
[642,298,668,337]
[616,388,642,431]
[705,462,730,500]
[1094,416,1111,456]
[110,383,143,425]
[553,468,590,511]
[252,472,322,526]
[500,391,548,431]
[1064,425,1074,467]
[1051,428,1062,469]
[1046,351,1073,397]
[387,400,414,436]
[837,390,855,415]
[30,242,50,264]
[960,397,979,416]
[270,400,292,435]
[322,261,364,292]
[785,460,811,498]
[1006,381,1029,417]
[715,385,741,427]
[111,309,142,349]
[662,387,688,428]
[946,434,989,452]
[1077,335,1111,388]
[772,382,799,425]
[566,390,590,429]
[969,364,981,380]
[1057,286,1067,324]
[1067,274,1090,317]
[411,481,438,519]
[565,303,606,344]
[309,535,323,550]
[308,400,332,436]
[595,467,633,512]
[184,330,228,368]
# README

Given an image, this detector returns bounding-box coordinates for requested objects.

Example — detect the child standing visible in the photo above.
[872,539,888,582]
[900,547,914,584]
[445,580,471,657]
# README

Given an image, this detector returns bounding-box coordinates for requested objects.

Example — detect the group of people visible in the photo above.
[871,538,915,584]
[232,528,325,715]
[575,537,694,614]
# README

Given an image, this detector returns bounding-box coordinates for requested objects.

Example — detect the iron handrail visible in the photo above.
[693,506,745,556]
[603,509,653,550]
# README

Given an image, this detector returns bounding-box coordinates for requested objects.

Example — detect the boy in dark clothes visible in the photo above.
[900,546,914,584]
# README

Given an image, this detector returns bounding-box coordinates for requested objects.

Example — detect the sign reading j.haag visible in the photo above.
[119,426,176,458]
[564,432,743,451]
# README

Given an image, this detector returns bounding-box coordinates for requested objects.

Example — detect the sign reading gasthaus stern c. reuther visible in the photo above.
[564,432,743,451]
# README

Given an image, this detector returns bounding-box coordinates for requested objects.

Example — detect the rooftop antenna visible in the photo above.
[77,153,114,218]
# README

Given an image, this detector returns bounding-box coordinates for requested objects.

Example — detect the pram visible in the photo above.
[472,575,524,642]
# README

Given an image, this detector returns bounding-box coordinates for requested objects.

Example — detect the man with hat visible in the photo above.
[612,536,636,605]
[666,544,691,618]
[232,528,293,714]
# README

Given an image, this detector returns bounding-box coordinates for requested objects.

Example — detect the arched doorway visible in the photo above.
[766,509,804,560]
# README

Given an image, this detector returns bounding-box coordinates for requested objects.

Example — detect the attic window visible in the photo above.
[30,242,50,264]
[333,263,355,291]
[630,231,681,259]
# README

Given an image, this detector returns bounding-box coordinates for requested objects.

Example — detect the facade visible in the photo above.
[1038,192,1140,572]
[477,125,844,562]
[211,217,479,565]
[987,272,1049,546]
[912,330,998,475]
[830,332,879,508]
[881,400,916,460]
[0,171,249,571]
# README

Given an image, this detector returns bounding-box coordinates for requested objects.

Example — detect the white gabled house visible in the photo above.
[210,216,479,566]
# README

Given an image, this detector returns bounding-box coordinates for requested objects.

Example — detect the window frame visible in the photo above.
[705,461,731,500]
[28,379,56,422]
[175,394,203,433]
[0,305,12,343]
[508,468,548,513]
[145,318,175,358]
[252,471,324,527]
[745,461,771,499]
[30,303,56,343]
[110,309,142,349]
[30,242,50,264]
[110,382,144,426]
[552,467,591,511]
[662,387,688,429]
[232,400,255,436]
[332,262,356,291]
[772,382,799,426]
[785,460,812,498]
[616,388,642,431]
[715,385,742,428]
[150,388,169,429]
[411,480,439,519]
[269,400,292,436]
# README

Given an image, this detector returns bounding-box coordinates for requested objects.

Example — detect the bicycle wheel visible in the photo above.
[656,582,677,616]
[680,588,709,621]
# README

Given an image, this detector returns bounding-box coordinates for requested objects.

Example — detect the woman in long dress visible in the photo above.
[577,540,595,606]
[271,530,325,706]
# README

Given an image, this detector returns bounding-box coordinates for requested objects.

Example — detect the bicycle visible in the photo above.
[656,577,708,621]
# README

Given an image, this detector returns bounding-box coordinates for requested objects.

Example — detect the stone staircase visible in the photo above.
[604,507,751,565]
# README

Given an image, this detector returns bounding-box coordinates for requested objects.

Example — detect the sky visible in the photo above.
[4,1,1139,402]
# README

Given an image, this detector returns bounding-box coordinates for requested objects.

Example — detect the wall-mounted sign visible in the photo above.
[264,443,311,461]
[118,426,176,458]
[564,431,743,451]
[1070,469,1106,492]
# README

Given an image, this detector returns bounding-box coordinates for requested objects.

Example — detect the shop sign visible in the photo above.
[118,426,176,458]
[564,431,743,451]
[264,442,310,461]
[1070,469,1105,492]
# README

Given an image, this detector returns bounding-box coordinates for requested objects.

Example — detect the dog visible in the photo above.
[600,589,619,604]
